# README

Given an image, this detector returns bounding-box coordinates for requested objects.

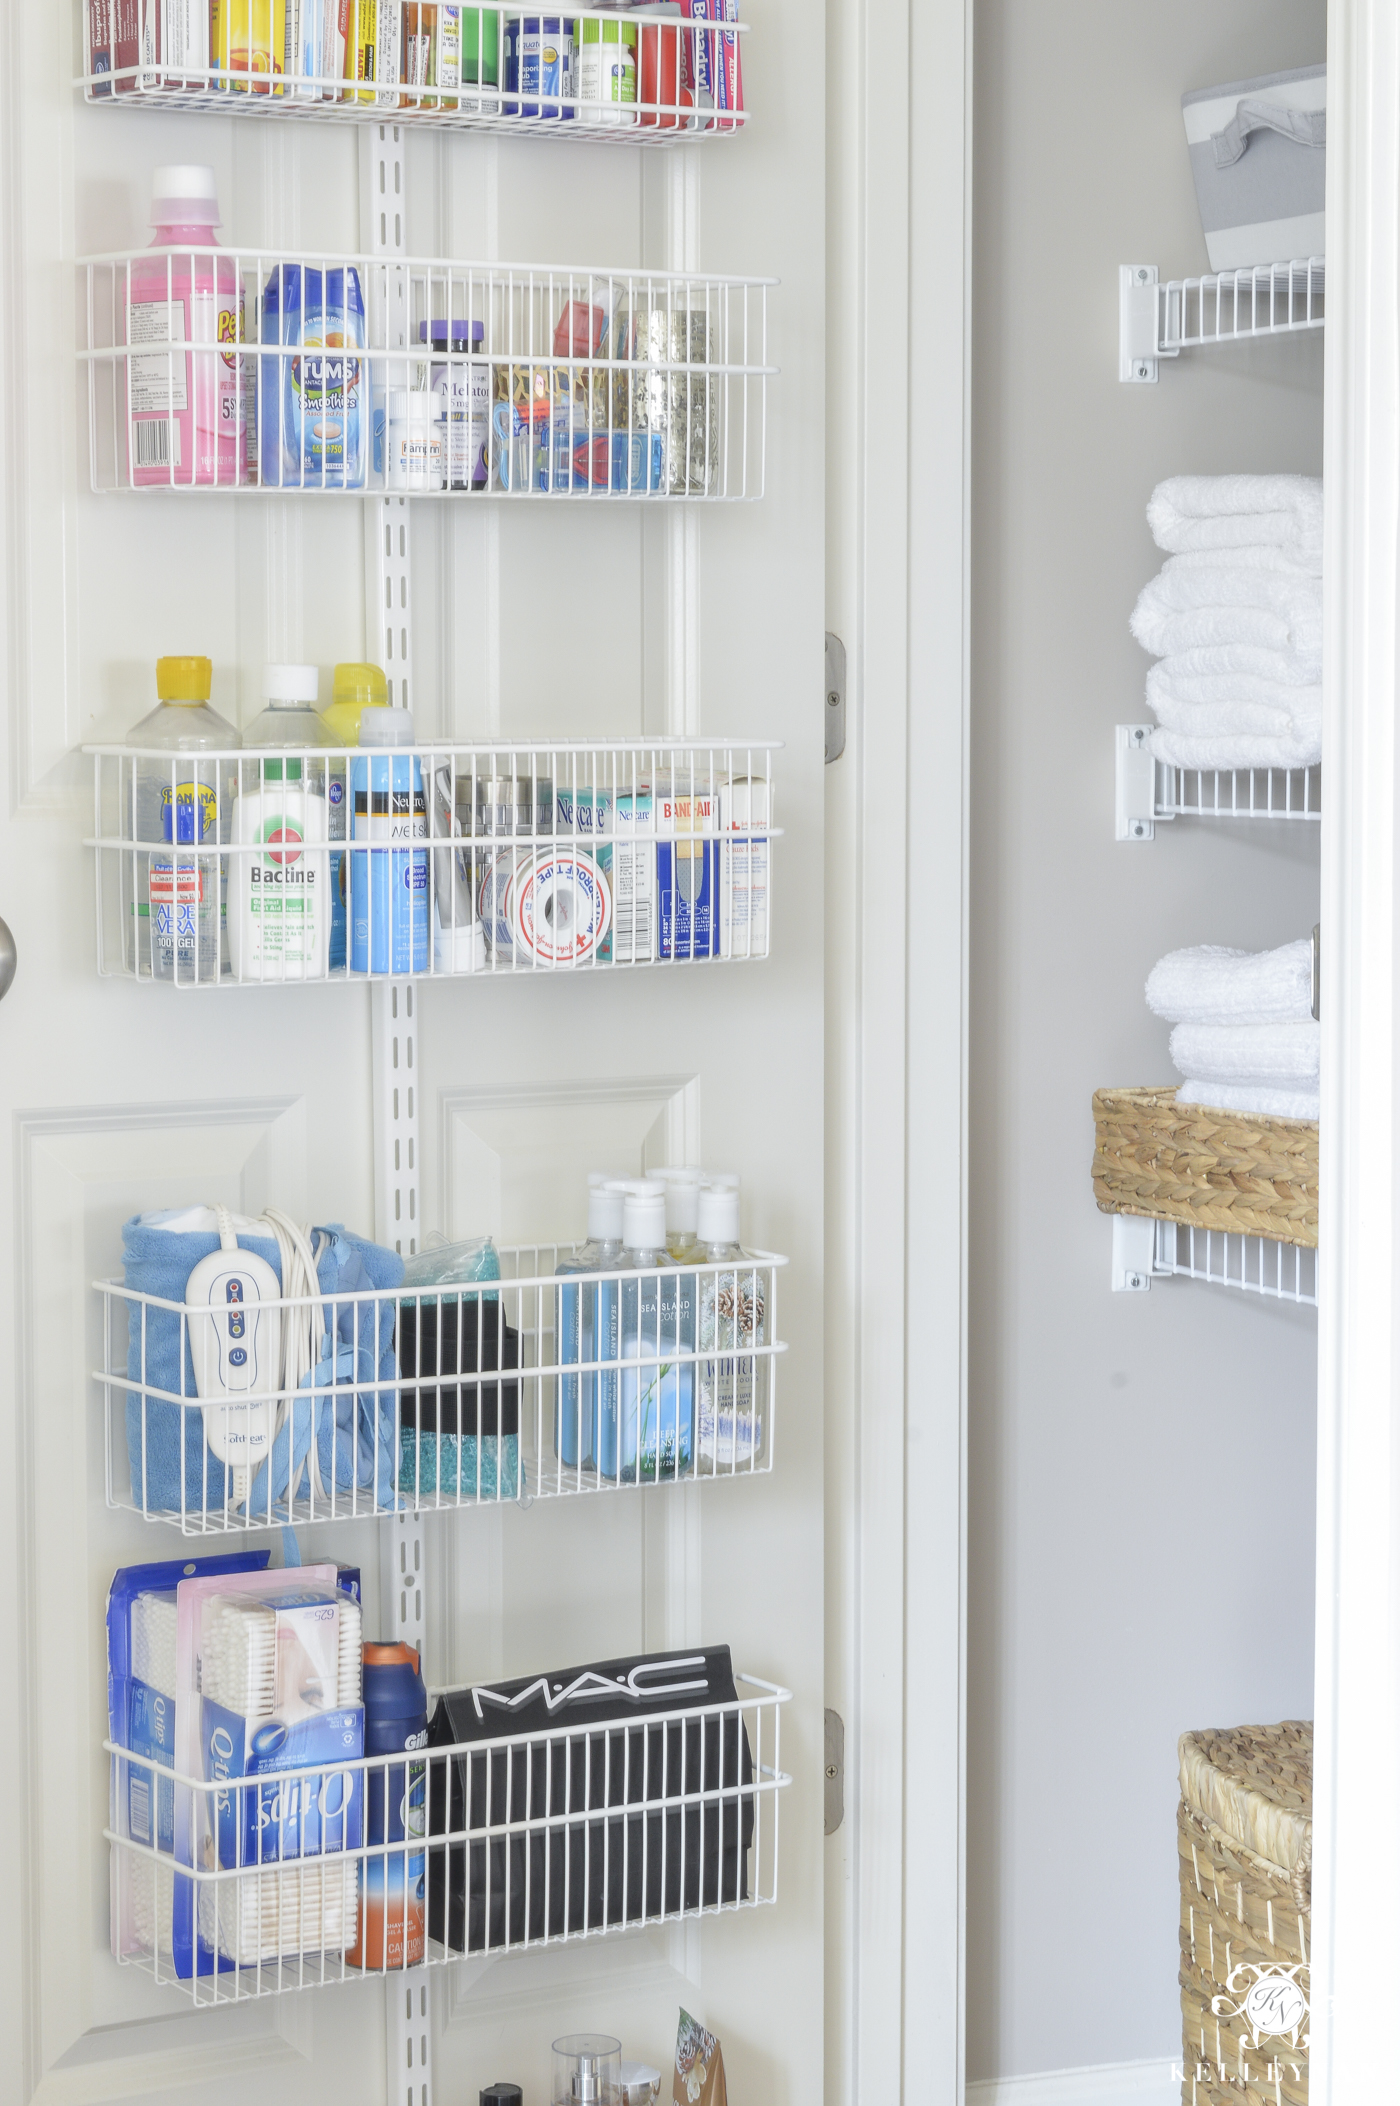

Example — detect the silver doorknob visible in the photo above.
[0,917,15,1000]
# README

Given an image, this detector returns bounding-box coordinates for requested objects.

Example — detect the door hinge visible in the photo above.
[825,632,846,764]
[824,1707,845,1834]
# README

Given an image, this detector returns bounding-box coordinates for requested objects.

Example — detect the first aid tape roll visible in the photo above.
[510,849,612,965]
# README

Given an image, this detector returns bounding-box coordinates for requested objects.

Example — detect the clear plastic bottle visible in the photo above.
[555,1176,627,1476]
[242,663,337,748]
[651,1166,703,1260]
[695,1182,768,1472]
[618,1180,695,1483]
[124,655,240,982]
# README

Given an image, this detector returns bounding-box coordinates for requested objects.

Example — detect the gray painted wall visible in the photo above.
[969,2,1326,2080]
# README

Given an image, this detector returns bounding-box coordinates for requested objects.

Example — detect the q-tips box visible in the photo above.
[198,1587,364,1872]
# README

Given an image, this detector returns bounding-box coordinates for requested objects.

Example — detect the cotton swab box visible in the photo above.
[201,1594,279,1718]
[131,1590,178,1698]
[337,1594,363,1705]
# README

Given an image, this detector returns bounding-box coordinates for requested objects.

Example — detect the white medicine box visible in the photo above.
[1181,63,1326,273]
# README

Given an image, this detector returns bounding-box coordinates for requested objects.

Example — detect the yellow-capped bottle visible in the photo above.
[125,657,240,984]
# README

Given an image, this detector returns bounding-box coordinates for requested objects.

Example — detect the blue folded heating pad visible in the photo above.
[120,1215,404,1520]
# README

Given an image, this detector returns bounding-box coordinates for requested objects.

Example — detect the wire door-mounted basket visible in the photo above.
[100,1242,788,1532]
[87,739,780,987]
[81,251,774,499]
[80,5,750,145]
[108,1674,789,2004]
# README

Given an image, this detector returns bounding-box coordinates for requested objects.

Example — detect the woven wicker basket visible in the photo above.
[1179,1722,1312,2106]
[1093,1087,1318,1247]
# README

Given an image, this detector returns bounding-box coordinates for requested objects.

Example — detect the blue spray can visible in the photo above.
[347,1642,427,1970]
[350,706,430,974]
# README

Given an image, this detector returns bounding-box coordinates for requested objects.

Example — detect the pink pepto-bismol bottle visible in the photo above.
[126,165,248,488]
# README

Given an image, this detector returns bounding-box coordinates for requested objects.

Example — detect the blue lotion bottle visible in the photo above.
[618,1181,696,1483]
[350,706,429,975]
[556,1176,626,1477]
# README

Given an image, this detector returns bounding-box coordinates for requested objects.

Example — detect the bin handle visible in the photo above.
[1212,97,1326,169]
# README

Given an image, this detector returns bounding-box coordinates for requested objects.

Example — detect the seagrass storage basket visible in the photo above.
[1093,1088,1318,1247]
[1179,1722,1312,2106]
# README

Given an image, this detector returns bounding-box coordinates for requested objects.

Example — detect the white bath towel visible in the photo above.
[1170,1018,1320,1085]
[1155,642,1320,687]
[1145,665,1322,741]
[1148,726,1322,771]
[1147,683,1318,743]
[1130,560,1322,664]
[1147,474,1323,572]
[1175,1080,1319,1122]
[1147,939,1314,1025]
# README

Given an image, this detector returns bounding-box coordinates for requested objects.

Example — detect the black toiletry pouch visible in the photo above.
[424,1645,754,1953]
[397,1295,520,1439]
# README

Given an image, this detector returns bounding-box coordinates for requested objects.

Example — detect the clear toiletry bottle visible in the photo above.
[243,663,338,749]
[652,1165,704,1259]
[619,1180,695,1483]
[125,655,240,983]
[695,1181,767,1472]
[322,663,388,973]
[555,1175,627,1477]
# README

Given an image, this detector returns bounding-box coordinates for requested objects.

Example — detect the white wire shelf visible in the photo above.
[1119,258,1325,383]
[99,1241,787,1533]
[1115,726,1320,839]
[1156,760,1321,822]
[108,1673,788,2004]
[86,739,779,985]
[81,251,773,499]
[1112,1214,1317,1306]
[79,6,748,146]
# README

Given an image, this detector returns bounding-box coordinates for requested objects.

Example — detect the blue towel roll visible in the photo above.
[121,1216,405,1520]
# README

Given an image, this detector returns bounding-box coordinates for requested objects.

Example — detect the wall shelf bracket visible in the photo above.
[1119,264,1161,383]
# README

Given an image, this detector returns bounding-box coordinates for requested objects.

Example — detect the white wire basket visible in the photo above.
[86,740,779,986]
[1156,761,1320,823]
[81,251,773,499]
[107,1673,789,2004]
[79,4,749,145]
[99,1241,788,1532]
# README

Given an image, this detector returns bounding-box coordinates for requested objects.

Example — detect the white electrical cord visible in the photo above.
[213,1203,330,1507]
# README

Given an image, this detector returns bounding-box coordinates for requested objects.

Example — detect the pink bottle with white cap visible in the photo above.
[126,165,247,488]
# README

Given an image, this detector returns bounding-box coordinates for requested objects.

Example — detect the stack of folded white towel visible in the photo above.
[1146,938,1318,1122]
[1130,474,1322,772]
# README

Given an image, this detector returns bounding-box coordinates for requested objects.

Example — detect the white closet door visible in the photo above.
[0,7,823,2104]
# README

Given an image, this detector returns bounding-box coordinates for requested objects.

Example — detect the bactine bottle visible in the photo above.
[695,1181,767,1472]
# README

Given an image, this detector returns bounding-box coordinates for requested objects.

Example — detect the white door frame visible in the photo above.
[825,0,972,2098]
[1313,3,1400,2096]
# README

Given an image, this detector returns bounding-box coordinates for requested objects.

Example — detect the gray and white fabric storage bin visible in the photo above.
[1181,65,1325,272]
